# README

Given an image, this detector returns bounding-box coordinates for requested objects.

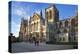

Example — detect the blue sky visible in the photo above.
[10,1,78,37]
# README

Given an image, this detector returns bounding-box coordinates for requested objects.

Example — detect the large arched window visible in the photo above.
[37,22,38,31]
[50,10,52,19]
[34,23,36,31]
[31,24,32,32]
[32,24,34,31]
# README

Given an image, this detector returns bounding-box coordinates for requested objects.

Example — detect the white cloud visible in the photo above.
[14,8,27,17]
[11,7,31,37]
[11,21,20,37]
[16,9,23,16]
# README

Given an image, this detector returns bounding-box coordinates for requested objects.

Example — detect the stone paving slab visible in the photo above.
[12,42,76,53]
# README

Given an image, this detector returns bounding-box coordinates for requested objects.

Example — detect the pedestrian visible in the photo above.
[32,37,36,46]
[35,37,37,46]
[36,36,39,46]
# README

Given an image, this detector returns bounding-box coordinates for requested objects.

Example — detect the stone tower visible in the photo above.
[19,18,28,41]
[45,5,59,42]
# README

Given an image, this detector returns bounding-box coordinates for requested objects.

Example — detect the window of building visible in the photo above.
[35,23,37,31]
[36,23,37,31]
[37,22,38,31]
[29,24,32,31]
[32,24,34,31]
[50,10,52,19]
[34,23,35,31]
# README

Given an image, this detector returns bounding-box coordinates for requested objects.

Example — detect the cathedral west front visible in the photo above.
[19,5,78,43]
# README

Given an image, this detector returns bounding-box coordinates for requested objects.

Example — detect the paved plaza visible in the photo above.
[12,42,76,53]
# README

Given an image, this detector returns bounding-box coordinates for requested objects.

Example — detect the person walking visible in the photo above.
[36,36,39,46]
[32,37,36,46]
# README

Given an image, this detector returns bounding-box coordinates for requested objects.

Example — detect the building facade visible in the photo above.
[19,5,78,43]
[28,12,46,42]
[19,18,28,41]
[55,15,78,42]
[45,5,59,42]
